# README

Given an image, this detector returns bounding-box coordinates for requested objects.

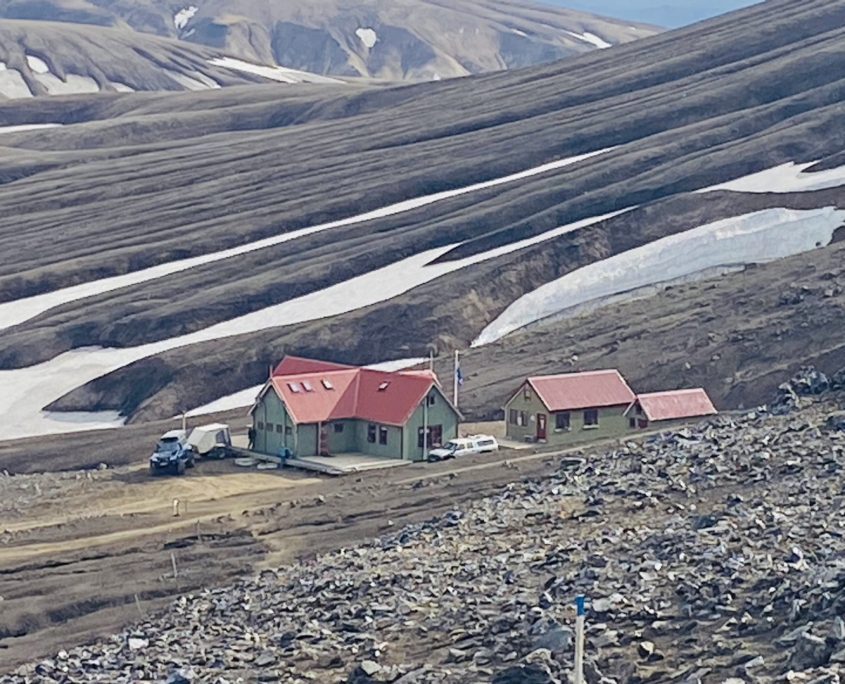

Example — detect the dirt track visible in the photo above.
[0,443,582,672]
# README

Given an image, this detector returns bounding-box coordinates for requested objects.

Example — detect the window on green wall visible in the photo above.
[257,421,265,430]
[334,423,344,433]
[509,409,518,424]
[555,412,571,431]
[367,424,376,443]
[379,426,388,445]
[276,424,284,433]
[584,409,599,427]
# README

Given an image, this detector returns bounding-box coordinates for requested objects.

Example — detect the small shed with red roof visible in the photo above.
[624,388,717,430]
[504,369,636,446]
[250,356,460,461]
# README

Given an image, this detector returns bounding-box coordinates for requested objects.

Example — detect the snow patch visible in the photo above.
[0,208,621,439]
[366,357,428,372]
[0,62,33,98]
[174,5,198,30]
[40,410,125,434]
[356,27,378,49]
[510,28,529,37]
[473,208,845,347]
[697,161,845,194]
[186,384,262,418]
[565,30,612,49]
[188,70,221,89]
[581,32,612,49]
[163,69,217,91]
[0,123,61,134]
[0,148,613,333]
[25,54,50,74]
[110,82,135,93]
[24,56,100,95]
[208,56,342,85]
[36,73,100,95]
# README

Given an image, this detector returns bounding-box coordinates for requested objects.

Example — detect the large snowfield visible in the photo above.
[0,149,611,333]
[473,207,845,346]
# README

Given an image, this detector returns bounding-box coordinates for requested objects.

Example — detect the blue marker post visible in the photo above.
[574,595,586,684]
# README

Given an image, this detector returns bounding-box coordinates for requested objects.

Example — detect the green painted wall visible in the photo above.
[327,420,357,453]
[298,423,318,457]
[505,382,630,447]
[253,390,292,456]
[403,386,460,461]
[350,421,403,458]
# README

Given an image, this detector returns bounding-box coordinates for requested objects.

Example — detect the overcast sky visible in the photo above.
[544,1,762,28]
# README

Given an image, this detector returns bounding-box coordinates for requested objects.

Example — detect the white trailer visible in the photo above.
[186,423,233,459]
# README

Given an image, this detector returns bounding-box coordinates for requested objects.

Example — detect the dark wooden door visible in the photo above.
[537,413,547,441]
[319,425,330,456]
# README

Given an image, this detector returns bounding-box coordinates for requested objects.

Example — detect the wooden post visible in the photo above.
[173,499,180,517]
[171,552,178,578]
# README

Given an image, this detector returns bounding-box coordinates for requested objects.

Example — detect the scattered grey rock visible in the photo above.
[4,373,845,684]
[789,633,831,671]
[359,660,381,676]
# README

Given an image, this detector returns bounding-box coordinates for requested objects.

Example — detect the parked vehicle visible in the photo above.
[428,435,499,462]
[186,423,233,460]
[149,429,194,475]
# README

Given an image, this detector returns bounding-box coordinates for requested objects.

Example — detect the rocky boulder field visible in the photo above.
[4,369,845,684]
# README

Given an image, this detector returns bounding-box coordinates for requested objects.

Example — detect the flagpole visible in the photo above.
[429,349,434,372]
[453,349,459,407]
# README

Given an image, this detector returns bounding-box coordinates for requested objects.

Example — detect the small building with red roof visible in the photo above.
[504,369,636,446]
[624,388,717,430]
[250,356,460,461]
[504,368,718,445]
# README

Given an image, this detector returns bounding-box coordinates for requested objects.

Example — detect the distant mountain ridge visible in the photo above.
[0,0,659,81]
[0,19,342,99]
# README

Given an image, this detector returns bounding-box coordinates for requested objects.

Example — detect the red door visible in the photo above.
[537,414,547,441]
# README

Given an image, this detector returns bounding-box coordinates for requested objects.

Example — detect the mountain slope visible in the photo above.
[0,19,343,99]
[0,0,659,80]
[0,0,843,436]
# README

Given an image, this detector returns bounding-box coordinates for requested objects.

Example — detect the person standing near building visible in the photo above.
[247,425,256,450]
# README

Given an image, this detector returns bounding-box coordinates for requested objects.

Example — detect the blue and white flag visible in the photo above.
[456,363,464,386]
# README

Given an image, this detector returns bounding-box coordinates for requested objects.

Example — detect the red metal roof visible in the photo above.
[268,358,448,426]
[632,388,717,422]
[527,370,635,411]
[272,355,353,377]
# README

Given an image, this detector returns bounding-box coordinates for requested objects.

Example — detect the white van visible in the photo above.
[428,435,499,462]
